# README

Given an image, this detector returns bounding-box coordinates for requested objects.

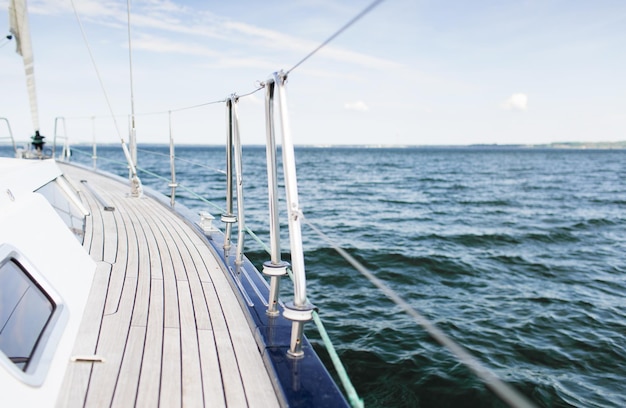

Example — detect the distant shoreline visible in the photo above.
[8,141,624,149]
[291,142,626,150]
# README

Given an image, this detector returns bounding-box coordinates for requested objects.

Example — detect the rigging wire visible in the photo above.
[300,213,537,408]
[69,0,141,192]
[69,0,124,144]
[126,0,138,164]
[285,0,388,76]
[60,3,536,405]
[61,0,384,120]
[137,83,265,116]
[97,0,385,118]
[168,0,387,109]
[0,34,12,48]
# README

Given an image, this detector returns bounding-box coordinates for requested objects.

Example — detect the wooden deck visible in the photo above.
[56,163,279,408]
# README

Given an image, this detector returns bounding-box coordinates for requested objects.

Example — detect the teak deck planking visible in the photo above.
[57,164,279,408]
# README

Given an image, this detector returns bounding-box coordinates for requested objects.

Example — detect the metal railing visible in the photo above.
[219,79,314,357]
[265,71,315,357]
[53,117,72,161]
[225,95,247,266]
[262,79,288,317]
[58,77,362,404]
[0,118,17,155]
[60,79,319,358]
[167,111,177,207]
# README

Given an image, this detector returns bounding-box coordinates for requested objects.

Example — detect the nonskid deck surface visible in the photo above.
[57,163,279,408]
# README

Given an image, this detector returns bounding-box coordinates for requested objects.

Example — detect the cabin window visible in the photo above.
[0,258,55,372]
[36,177,86,242]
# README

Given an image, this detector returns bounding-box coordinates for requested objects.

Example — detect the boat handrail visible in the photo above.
[227,95,247,265]
[0,117,18,155]
[60,73,536,406]
[167,111,177,207]
[264,71,315,358]
[64,103,361,403]
[262,79,288,317]
[52,1,534,404]
[221,99,237,252]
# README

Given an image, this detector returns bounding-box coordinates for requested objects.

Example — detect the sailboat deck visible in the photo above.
[56,163,279,407]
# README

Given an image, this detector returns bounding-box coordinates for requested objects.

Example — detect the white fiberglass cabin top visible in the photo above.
[0,158,95,404]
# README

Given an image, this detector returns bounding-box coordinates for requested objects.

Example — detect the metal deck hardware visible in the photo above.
[269,71,314,358]
[168,110,178,207]
[222,98,236,251]
[262,80,288,317]
[0,118,17,156]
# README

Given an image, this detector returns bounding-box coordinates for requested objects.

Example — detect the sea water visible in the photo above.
[22,145,626,407]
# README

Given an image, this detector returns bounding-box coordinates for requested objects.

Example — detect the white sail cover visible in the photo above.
[9,0,39,132]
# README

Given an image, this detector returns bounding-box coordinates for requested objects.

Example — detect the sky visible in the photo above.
[1,0,626,146]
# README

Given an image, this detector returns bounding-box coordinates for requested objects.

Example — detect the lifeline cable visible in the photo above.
[129,74,264,116]
[136,147,226,175]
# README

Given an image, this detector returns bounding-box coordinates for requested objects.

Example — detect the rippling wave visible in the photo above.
[64,145,626,407]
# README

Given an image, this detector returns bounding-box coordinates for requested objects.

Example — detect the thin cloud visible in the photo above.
[133,34,220,57]
[239,93,263,106]
[344,100,369,112]
[33,0,126,19]
[222,20,403,70]
[502,93,528,111]
[34,0,403,71]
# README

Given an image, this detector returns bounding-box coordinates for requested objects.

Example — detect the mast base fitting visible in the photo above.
[262,261,289,277]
